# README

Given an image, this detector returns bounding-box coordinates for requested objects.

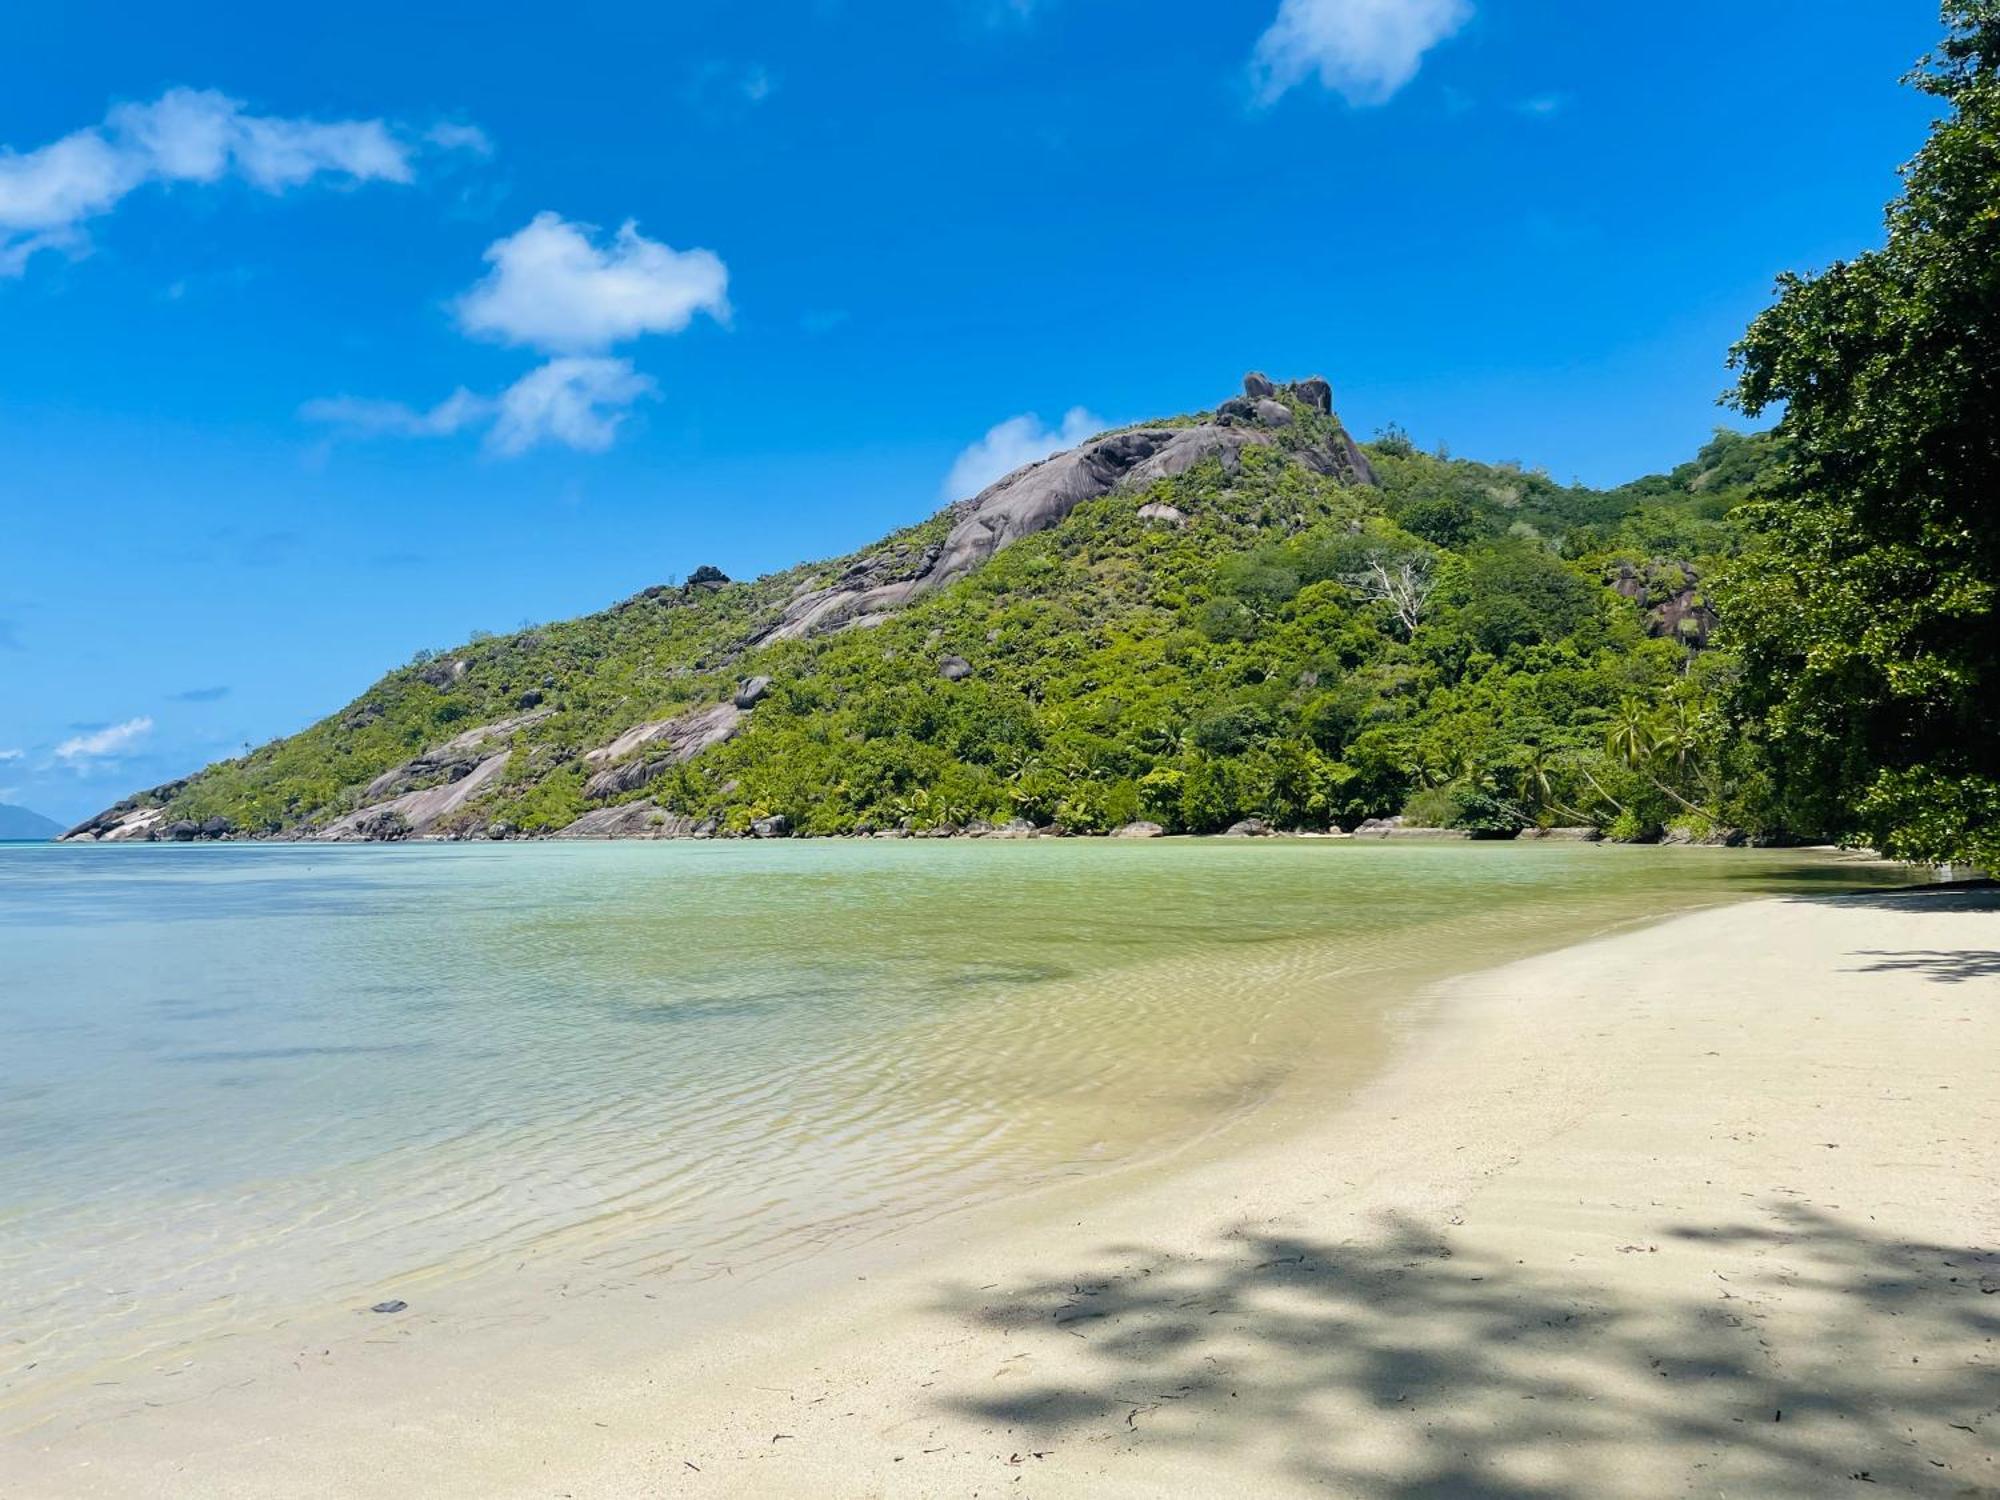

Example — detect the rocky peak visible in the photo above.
[1240,371,1333,414]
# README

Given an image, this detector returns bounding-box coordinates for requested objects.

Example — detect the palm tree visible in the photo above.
[1515,744,1596,825]
[1606,698,1653,769]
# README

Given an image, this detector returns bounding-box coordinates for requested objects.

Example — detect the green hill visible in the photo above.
[67,375,1785,845]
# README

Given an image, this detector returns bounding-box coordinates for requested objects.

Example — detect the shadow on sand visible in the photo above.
[929,1202,1997,1497]
[1848,948,2000,984]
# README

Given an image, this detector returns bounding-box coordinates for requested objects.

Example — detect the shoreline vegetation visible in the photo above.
[11,880,1993,1498]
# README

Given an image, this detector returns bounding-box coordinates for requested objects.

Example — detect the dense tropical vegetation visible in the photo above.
[1722,0,2000,870]
[96,405,1787,843]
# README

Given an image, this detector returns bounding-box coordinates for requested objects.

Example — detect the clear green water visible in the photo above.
[0,838,1914,1427]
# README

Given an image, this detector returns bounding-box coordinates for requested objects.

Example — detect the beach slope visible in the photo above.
[566,887,2000,1498]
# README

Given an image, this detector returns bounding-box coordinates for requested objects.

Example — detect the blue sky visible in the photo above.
[1,1,1943,823]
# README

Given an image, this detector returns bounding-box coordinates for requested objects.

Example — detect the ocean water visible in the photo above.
[0,838,1913,1431]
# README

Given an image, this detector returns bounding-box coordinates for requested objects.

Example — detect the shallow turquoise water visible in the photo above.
[0,838,1914,1424]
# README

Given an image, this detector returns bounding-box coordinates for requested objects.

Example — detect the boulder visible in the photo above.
[734,675,773,709]
[319,752,513,841]
[1136,502,1186,526]
[1243,371,1276,399]
[361,709,551,803]
[584,756,673,800]
[1288,376,1333,414]
[553,803,695,839]
[1112,820,1165,839]
[1523,826,1604,841]
[95,806,167,842]
[939,655,973,682]
[166,820,200,842]
[1606,560,1715,646]
[350,808,414,842]
[584,701,744,771]
[750,814,791,839]
[1223,818,1273,837]
[1253,399,1293,428]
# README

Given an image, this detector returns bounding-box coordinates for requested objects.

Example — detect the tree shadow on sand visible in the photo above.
[1847,948,2000,985]
[930,1203,1997,1497]
[1809,882,2000,914]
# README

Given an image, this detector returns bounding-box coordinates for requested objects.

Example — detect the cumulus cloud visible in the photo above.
[454,212,730,354]
[943,407,1104,500]
[54,716,152,764]
[0,748,22,762]
[303,359,654,456]
[0,88,478,276]
[1250,0,1471,107]
[310,212,722,458]
[487,357,657,455]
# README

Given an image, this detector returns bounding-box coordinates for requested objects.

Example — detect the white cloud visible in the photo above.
[0,748,22,762]
[454,212,730,354]
[300,387,491,438]
[943,406,1104,500]
[0,88,469,276]
[54,716,152,764]
[305,360,655,456]
[311,213,722,458]
[425,121,494,156]
[1250,0,1471,107]
[487,357,656,455]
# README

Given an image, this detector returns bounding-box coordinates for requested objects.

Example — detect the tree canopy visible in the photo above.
[1725,0,2000,868]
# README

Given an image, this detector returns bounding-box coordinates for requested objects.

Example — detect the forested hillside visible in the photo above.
[67,377,1788,844]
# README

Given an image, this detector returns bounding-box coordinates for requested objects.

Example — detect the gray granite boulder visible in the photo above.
[1288,376,1333,414]
[553,803,695,839]
[360,709,551,803]
[1112,820,1165,838]
[583,702,743,785]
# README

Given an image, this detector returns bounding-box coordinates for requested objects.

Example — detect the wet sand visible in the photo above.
[11,886,1997,1497]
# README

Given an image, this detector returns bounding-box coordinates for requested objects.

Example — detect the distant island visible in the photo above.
[0,803,62,841]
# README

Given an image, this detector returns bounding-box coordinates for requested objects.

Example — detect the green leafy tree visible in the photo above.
[1724,1,2000,867]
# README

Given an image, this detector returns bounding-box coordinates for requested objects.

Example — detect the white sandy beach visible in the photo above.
[11,885,1997,1498]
